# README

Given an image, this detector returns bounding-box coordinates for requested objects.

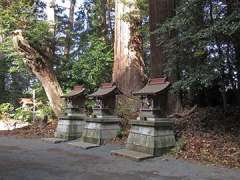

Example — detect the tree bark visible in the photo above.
[46,0,56,33]
[226,0,240,104]
[148,0,182,113]
[0,33,6,101]
[98,0,109,43]
[149,0,175,77]
[33,67,63,116]
[112,0,145,95]
[0,60,6,98]
[107,0,114,45]
[64,0,76,60]
[12,30,63,117]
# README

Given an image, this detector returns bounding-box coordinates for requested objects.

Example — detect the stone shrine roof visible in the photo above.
[133,78,170,96]
[89,83,120,97]
[61,85,85,98]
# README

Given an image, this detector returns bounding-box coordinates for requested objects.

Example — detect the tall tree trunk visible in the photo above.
[98,0,109,43]
[107,0,114,45]
[46,0,56,33]
[12,30,63,117]
[227,0,240,104]
[148,0,182,113]
[33,67,63,116]
[64,0,76,60]
[0,60,6,101]
[0,33,7,102]
[149,0,175,77]
[113,0,145,95]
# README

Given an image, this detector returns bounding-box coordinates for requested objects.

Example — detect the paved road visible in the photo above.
[0,137,239,180]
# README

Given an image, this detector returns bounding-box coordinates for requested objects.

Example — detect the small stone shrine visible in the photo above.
[54,85,87,140]
[111,78,176,160]
[70,83,121,149]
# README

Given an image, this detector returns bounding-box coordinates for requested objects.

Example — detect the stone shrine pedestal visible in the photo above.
[42,85,87,143]
[111,78,176,160]
[68,83,121,149]
[54,115,86,140]
[126,119,175,156]
[81,116,120,145]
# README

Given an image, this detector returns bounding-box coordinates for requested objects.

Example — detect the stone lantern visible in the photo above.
[70,83,121,149]
[54,85,87,140]
[112,78,176,160]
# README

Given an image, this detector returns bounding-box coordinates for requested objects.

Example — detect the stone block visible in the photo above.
[41,138,67,144]
[54,116,86,140]
[126,120,176,156]
[68,140,99,149]
[81,116,120,145]
[111,149,153,161]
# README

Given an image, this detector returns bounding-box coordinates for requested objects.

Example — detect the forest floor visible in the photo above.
[174,106,240,168]
[0,120,57,138]
[0,106,240,169]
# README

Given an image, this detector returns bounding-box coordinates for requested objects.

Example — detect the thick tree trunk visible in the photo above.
[148,0,182,113]
[27,61,63,117]
[113,0,145,95]
[0,60,6,99]
[107,0,114,45]
[227,0,240,104]
[0,33,6,102]
[33,67,63,116]
[149,0,175,77]
[99,0,109,43]
[46,0,56,33]
[64,0,75,60]
[12,30,63,117]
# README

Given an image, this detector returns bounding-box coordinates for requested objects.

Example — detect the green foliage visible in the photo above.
[0,0,44,105]
[157,0,240,99]
[116,129,124,139]
[15,102,52,123]
[0,103,14,114]
[121,0,148,22]
[0,101,53,122]
[72,35,113,90]
[0,103,15,119]
[30,83,48,104]
[0,0,117,114]
[0,0,33,33]
[84,99,95,115]
[36,104,53,119]
[14,107,33,122]
[26,21,52,47]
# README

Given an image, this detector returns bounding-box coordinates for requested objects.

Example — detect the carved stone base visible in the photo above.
[81,116,120,145]
[54,115,86,140]
[112,118,175,159]
[126,119,176,156]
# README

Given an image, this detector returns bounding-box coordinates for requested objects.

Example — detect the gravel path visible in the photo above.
[0,137,239,180]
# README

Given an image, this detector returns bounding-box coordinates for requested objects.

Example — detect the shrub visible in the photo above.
[36,104,53,118]
[0,103,14,114]
[0,103,14,119]
[14,107,33,122]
